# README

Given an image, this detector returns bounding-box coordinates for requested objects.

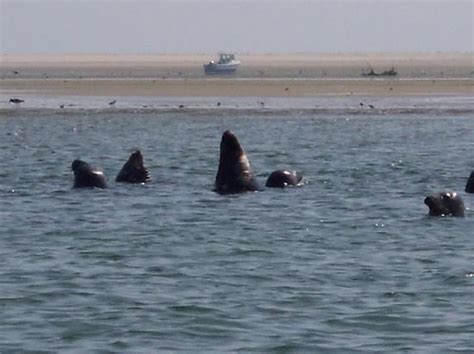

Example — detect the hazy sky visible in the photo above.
[1,0,472,54]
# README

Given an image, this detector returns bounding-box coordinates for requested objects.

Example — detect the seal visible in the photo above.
[424,191,465,217]
[116,150,150,183]
[71,159,107,189]
[265,170,303,188]
[214,130,262,194]
[465,171,474,193]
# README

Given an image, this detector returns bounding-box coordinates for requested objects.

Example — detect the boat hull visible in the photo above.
[204,63,239,75]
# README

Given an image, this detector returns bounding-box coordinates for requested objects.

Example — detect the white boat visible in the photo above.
[204,53,240,75]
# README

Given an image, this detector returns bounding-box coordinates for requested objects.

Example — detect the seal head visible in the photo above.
[265,170,303,188]
[71,159,107,189]
[116,150,150,183]
[214,130,261,194]
[424,191,465,217]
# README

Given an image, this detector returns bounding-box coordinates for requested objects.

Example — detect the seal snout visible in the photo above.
[215,130,261,194]
[424,196,439,213]
[116,150,150,183]
[220,130,242,154]
[130,150,144,167]
[221,130,235,145]
[71,159,87,172]
[71,159,80,171]
[222,130,233,139]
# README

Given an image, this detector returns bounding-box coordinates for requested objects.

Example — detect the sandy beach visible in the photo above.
[1,53,473,97]
[2,78,473,97]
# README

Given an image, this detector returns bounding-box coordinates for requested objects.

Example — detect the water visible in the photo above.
[1,97,473,352]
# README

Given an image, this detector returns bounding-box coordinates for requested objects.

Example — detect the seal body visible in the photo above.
[214,130,261,194]
[71,159,107,189]
[465,171,474,193]
[116,150,150,183]
[265,170,303,188]
[424,191,465,217]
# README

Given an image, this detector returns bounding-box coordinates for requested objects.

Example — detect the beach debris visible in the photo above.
[12,70,19,75]
[284,87,289,91]
[178,104,185,109]
[217,102,221,106]
[258,101,265,107]
[59,104,65,109]
[362,66,397,77]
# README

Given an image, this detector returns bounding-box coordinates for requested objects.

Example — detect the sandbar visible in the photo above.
[1,52,472,97]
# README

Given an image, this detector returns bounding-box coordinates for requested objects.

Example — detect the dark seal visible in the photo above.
[214,130,262,194]
[424,191,465,217]
[71,159,107,189]
[465,171,474,193]
[116,150,150,183]
[265,170,303,188]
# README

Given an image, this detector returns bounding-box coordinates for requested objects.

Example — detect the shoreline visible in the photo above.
[2,78,473,97]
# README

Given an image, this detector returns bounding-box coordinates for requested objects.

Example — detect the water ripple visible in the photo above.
[0,109,473,351]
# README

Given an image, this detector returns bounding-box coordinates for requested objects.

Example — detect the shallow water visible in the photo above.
[0,98,473,352]
[1,92,473,114]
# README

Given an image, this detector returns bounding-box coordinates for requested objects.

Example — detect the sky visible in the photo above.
[1,0,472,54]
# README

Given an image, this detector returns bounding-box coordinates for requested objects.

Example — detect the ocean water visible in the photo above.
[0,96,473,352]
